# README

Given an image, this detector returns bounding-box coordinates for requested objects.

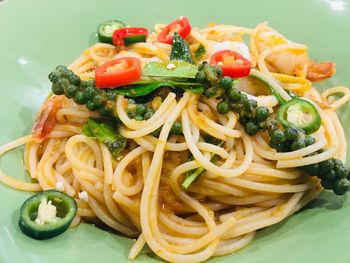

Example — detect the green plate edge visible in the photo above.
[0,0,350,262]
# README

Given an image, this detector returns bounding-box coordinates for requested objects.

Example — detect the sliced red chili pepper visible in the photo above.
[210,50,251,78]
[112,27,148,46]
[157,16,191,44]
[95,57,141,88]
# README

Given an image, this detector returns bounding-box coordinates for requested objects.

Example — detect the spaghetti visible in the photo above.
[0,20,349,262]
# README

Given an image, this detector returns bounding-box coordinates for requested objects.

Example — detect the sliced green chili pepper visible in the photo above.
[278,98,321,134]
[18,190,77,240]
[249,69,288,105]
[97,20,125,44]
[123,34,147,46]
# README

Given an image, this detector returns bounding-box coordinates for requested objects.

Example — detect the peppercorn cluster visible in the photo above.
[195,62,270,136]
[50,65,183,136]
[126,98,155,121]
[266,125,316,152]
[195,62,350,195]
[302,157,350,195]
[50,65,116,117]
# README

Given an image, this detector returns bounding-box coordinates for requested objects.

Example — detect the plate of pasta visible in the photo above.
[1,0,350,262]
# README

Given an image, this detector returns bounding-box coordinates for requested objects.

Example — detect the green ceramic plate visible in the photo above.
[1,0,350,262]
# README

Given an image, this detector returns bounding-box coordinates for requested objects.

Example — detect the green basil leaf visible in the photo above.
[170,32,194,64]
[85,118,126,159]
[113,80,202,98]
[182,86,204,93]
[113,82,174,97]
[81,123,95,138]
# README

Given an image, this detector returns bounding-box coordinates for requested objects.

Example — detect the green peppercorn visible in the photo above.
[213,66,222,77]
[304,136,316,146]
[134,115,143,121]
[271,129,285,144]
[135,104,147,116]
[92,94,105,108]
[204,87,216,98]
[270,141,284,152]
[144,109,155,120]
[239,116,249,125]
[255,106,269,122]
[245,122,259,136]
[249,99,258,109]
[151,127,161,137]
[266,118,278,132]
[228,88,241,102]
[127,109,136,119]
[171,122,183,135]
[319,159,335,174]
[321,178,333,190]
[243,98,252,111]
[291,138,306,151]
[104,91,115,101]
[57,78,70,90]
[86,100,98,111]
[67,72,81,86]
[240,93,248,105]
[99,105,112,116]
[84,86,97,100]
[325,170,336,181]
[80,79,95,88]
[303,163,319,176]
[335,165,348,179]
[52,84,64,95]
[220,76,233,89]
[231,103,241,112]
[333,178,350,195]
[48,71,60,83]
[284,127,299,141]
[56,65,68,73]
[73,91,86,105]
[65,85,78,98]
[195,71,207,83]
[333,159,343,168]
[258,121,268,130]
[217,100,230,114]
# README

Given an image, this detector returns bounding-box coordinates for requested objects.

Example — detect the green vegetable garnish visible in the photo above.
[194,44,206,61]
[182,141,224,189]
[170,32,194,64]
[278,98,321,135]
[18,190,77,240]
[142,61,198,79]
[113,80,202,98]
[249,68,288,105]
[82,118,126,159]
[97,20,125,44]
